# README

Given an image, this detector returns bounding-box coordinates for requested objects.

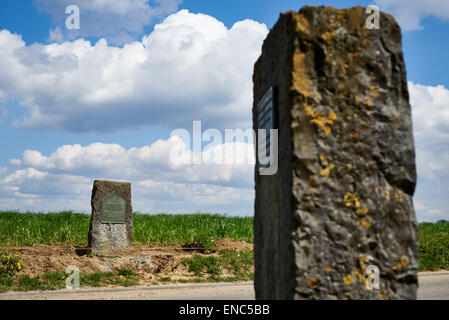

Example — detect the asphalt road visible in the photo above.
[1,273,449,300]
[417,272,449,300]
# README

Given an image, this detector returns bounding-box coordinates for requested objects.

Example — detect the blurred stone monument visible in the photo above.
[253,6,418,299]
[88,180,133,252]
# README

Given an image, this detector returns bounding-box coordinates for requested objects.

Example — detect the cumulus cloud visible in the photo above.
[376,0,449,30]
[0,10,268,133]
[409,82,449,182]
[408,82,449,221]
[9,136,254,187]
[34,0,182,45]
[1,137,255,214]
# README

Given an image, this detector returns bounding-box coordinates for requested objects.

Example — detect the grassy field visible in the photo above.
[418,221,449,271]
[1,211,449,271]
[0,211,253,247]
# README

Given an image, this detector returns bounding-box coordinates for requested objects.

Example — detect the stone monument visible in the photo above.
[88,180,133,252]
[253,6,418,299]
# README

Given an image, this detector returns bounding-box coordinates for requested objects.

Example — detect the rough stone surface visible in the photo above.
[88,180,133,252]
[253,6,418,300]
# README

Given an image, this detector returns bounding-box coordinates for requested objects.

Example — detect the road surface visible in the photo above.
[1,273,449,300]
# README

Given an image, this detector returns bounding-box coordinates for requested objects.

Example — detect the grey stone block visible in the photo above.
[253,6,418,300]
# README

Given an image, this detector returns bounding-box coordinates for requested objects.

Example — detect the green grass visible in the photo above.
[0,269,141,293]
[418,221,449,271]
[0,211,254,247]
[182,255,221,277]
[0,272,69,293]
[133,213,253,245]
[81,270,139,287]
[0,211,90,246]
[182,250,254,281]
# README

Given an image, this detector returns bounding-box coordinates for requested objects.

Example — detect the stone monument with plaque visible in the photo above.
[253,6,418,299]
[88,180,133,251]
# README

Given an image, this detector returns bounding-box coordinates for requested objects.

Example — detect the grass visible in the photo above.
[0,269,141,293]
[81,270,139,287]
[2,211,449,273]
[0,211,254,247]
[182,250,254,281]
[182,255,221,277]
[0,272,68,293]
[418,221,449,271]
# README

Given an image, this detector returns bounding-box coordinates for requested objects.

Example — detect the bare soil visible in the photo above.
[2,239,254,284]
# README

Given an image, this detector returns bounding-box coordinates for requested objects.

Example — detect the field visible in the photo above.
[1,211,449,293]
[0,211,254,293]
[0,211,253,247]
[418,222,449,271]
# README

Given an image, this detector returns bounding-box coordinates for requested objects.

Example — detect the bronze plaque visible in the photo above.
[101,192,126,224]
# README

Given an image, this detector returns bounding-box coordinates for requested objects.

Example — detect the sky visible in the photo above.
[0,0,448,221]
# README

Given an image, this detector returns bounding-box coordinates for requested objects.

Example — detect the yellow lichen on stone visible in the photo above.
[356,216,373,230]
[305,106,315,117]
[379,290,390,300]
[356,208,369,215]
[321,31,336,46]
[352,269,366,285]
[344,192,371,228]
[344,192,360,208]
[385,190,390,200]
[320,164,335,178]
[400,256,409,268]
[343,274,353,285]
[363,96,373,106]
[359,256,367,265]
[307,278,318,288]
[304,106,336,135]
[369,85,379,97]
[294,13,310,34]
[292,49,317,99]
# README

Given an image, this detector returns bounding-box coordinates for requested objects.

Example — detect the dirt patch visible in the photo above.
[215,239,253,251]
[2,239,253,281]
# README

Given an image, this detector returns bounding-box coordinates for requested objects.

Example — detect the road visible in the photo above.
[417,272,449,300]
[1,273,449,300]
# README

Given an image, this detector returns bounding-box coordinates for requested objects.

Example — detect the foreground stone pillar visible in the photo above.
[88,180,133,252]
[253,6,418,300]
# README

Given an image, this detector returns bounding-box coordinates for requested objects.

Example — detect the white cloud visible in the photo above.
[409,82,449,182]
[9,137,254,187]
[408,82,449,221]
[1,138,255,215]
[0,10,268,133]
[34,0,182,45]
[376,0,449,30]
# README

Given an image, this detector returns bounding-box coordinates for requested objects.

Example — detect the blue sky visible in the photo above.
[0,0,448,221]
